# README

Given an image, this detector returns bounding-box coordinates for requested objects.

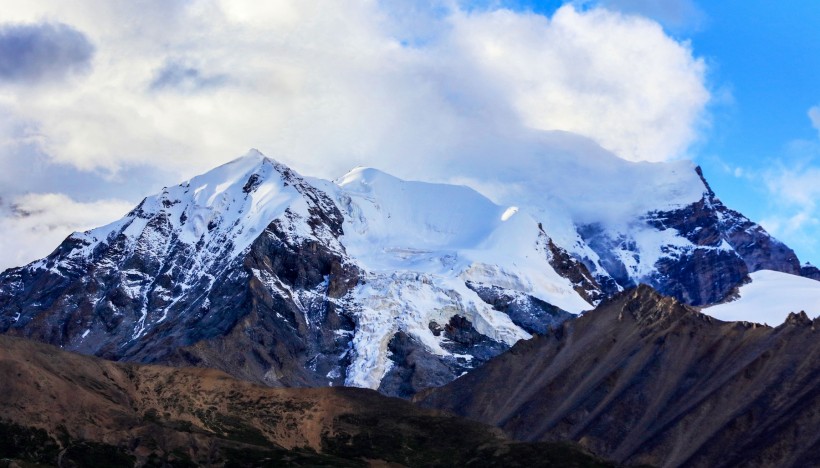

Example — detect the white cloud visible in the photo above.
[0,193,132,270]
[448,6,708,162]
[0,1,709,177]
[762,109,820,222]
[0,1,712,268]
[764,165,820,214]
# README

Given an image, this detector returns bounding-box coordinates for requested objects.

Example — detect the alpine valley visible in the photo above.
[1,146,819,467]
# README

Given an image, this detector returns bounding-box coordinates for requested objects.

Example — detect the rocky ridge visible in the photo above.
[418,286,820,468]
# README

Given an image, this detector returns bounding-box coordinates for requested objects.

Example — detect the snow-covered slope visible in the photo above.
[703,270,820,325]
[318,167,591,388]
[332,166,591,313]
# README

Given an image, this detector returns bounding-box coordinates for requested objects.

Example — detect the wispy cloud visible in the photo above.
[758,107,820,263]
[809,105,820,135]
[150,60,229,93]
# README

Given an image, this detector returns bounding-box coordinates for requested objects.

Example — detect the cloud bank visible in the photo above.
[0,1,711,269]
[0,1,709,175]
[0,193,132,270]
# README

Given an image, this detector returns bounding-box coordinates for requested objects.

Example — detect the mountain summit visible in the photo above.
[0,149,811,397]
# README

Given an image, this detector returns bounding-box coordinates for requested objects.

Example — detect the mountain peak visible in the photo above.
[219,148,298,181]
[335,166,402,190]
[613,284,698,327]
[218,147,269,171]
[695,165,716,198]
[239,147,269,163]
[783,310,812,327]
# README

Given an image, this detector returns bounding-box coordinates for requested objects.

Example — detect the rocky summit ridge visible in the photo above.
[0,149,813,398]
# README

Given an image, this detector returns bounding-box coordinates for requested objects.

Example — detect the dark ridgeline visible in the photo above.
[418,285,820,468]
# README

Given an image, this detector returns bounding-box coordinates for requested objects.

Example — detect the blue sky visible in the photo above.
[675,1,820,266]
[692,1,820,252]
[0,0,818,268]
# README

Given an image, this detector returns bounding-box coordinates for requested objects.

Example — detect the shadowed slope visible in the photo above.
[418,285,820,468]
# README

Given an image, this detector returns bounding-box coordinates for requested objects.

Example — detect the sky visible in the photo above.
[0,0,818,270]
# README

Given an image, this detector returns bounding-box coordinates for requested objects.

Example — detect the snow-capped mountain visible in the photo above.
[0,149,810,397]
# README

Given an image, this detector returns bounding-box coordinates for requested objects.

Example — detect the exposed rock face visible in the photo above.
[418,285,820,468]
[577,167,800,306]
[0,334,615,467]
[540,228,605,305]
[802,263,820,281]
[466,282,572,335]
[378,315,512,398]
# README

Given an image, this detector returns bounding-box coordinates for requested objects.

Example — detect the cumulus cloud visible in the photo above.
[0,22,94,83]
[0,1,709,176]
[448,6,708,162]
[0,193,132,270]
[0,1,712,268]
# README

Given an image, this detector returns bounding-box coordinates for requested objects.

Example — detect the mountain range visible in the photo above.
[0,149,814,397]
[1,147,819,466]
